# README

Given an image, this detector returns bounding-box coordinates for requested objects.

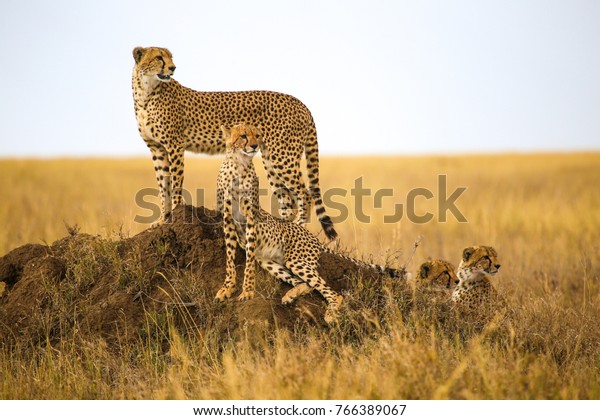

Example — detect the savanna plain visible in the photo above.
[0,153,599,399]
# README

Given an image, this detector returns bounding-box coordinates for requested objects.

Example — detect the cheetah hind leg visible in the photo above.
[324,294,343,325]
[287,263,343,324]
[281,165,311,225]
[258,260,311,305]
[282,283,312,305]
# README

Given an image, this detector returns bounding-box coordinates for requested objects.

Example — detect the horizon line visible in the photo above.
[1,149,599,160]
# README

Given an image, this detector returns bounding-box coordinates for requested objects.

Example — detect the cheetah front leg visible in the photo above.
[164,144,186,212]
[215,203,238,301]
[237,217,257,301]
[216,184,225,213]
[146,141,172,227]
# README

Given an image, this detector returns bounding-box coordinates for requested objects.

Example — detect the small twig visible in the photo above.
[132,290,198,307]
[403,235,423,268]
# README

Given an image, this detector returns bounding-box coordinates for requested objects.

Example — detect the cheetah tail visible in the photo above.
[323,248,404,279]
[305,127,338,240]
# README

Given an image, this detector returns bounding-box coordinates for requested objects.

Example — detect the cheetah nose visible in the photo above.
[168,66,176,72]
[495,264,501,270]
[250,143,258,150]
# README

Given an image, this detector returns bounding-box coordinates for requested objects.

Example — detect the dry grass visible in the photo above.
[0,153,599,399]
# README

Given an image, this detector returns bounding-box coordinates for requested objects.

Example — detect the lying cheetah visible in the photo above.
[215,124,399,323]
[452,246,502,311]
[413,259,459,306]
[409,259,460,319]
[416,259,459,292]
[132,46,337,239]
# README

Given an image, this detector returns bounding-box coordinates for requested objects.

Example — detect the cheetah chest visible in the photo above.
[135,108,153,141]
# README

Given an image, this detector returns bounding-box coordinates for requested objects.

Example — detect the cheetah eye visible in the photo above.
[156,56,165,63]
[240,134,247,140]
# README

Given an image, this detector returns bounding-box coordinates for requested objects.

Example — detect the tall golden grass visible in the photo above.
[1,153,599,399]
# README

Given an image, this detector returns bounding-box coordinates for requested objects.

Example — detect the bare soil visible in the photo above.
[0,205,405,348]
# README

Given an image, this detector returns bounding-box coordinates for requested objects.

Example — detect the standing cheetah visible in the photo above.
[215,124,399,323]
[131,46,337,239]
[452,246,502,311]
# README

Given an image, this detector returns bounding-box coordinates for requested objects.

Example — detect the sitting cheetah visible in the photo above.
[131,46,337,239]
[409,259,460,320]
[413,259,459,306]
[452,246,502,311]
[416,259,459,293]
[215,124,399,323]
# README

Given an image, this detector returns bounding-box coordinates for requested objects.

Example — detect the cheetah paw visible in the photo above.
[215,287,235,302]
[281,283,312,305]
[324,295,344,325]
[237,290,255,302]
[150,219,164,229]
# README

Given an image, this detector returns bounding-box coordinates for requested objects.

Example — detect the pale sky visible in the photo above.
[0,0,599,156]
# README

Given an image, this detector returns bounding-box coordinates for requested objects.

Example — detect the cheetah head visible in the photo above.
[457,245,501,280]
[221,124,263,159]
[416,259,459,291]
[132,46,176,82]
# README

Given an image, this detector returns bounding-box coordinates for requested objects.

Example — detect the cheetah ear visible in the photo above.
[133,47,145,63]
[419,262,431,279]
[485,245,498,257]
[220,125,232,144]
[462,247,475,262]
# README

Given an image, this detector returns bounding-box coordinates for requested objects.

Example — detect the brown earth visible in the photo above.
[0,205,408,349]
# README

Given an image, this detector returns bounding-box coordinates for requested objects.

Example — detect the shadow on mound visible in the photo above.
[0,205,407,349]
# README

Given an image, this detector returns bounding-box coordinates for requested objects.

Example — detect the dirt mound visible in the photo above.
[0,205,407,348]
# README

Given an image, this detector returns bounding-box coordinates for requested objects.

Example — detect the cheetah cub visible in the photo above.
[414,259,459,304]
[215,124,399,323]
[452,246,502,311]
[411,259,458,320]
[416,259,459,293]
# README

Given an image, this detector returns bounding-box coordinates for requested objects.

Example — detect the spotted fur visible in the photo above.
[215,124,399,323]
[416,259,459,292]
[132,46,336,238]
[452,246,502,311]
